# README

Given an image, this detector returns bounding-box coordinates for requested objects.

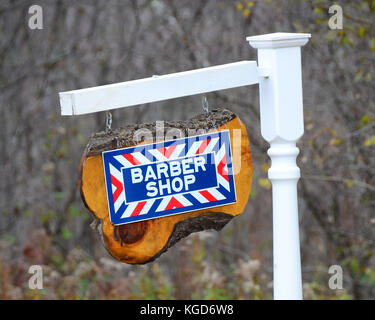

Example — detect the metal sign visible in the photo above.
[103,130,236,225]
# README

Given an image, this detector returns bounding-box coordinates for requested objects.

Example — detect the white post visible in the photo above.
[247,33,311,300]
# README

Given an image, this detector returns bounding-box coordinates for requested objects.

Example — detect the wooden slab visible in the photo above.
[79,108,252,264]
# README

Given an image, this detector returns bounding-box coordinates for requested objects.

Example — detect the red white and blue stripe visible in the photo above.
[103,130,236,225]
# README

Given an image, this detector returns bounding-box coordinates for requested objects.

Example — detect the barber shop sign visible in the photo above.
[103,130,236,225]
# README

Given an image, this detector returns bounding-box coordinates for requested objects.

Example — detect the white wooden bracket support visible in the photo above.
[59,32,311,300]
[247,33,311,300]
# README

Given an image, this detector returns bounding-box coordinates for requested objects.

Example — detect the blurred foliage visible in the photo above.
[0,231,354,299]
[0,0,374,300]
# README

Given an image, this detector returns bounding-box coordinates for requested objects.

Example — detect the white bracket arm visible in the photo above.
[247,32,311,300]
[60,61,262,115]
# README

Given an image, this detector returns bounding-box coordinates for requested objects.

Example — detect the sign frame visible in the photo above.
[102,130,237,226]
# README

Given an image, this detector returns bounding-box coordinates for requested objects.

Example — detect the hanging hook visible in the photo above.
[202,95,209,114]
[105,111,112,134]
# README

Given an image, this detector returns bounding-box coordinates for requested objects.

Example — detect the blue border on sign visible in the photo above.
[121,152,219,204]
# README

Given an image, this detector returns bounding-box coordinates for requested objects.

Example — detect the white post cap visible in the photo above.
[246,32,311,49]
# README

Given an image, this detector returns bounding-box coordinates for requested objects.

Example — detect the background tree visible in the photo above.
[0,0,374,299]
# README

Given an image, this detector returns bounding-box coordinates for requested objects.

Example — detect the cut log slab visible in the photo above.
[79,108,252,264]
